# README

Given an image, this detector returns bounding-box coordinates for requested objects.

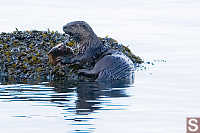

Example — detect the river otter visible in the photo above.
[48,43,74,65]
[49,21,135,81]
[63,21,110,64]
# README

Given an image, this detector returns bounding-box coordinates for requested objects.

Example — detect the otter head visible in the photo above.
[63,21,98,48]
[48,43,74,65]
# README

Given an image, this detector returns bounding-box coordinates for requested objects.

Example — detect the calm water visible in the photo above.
[1,0,200,133]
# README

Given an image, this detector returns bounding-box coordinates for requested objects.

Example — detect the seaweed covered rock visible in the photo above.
[0,29,143,81]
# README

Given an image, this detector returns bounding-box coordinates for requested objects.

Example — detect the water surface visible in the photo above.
[0,0,200,133]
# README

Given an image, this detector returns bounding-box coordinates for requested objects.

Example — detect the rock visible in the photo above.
[0,29,143,81]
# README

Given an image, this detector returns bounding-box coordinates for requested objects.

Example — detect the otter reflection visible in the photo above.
[50,79,134,114]
[0,78,134,133]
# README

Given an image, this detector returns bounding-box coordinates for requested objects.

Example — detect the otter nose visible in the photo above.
[63,25,73,35]
[63,25,69,33]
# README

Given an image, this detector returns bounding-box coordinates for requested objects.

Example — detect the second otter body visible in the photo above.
[50,21,135,81]
[79,49,134,80]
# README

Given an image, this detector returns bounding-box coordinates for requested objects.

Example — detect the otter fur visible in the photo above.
[50,21,135,81]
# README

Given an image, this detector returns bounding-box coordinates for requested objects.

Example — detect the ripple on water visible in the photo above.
[0,80,133,133]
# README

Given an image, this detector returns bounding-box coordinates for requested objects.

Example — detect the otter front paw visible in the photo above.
[60,57,71,65]
[78,69,98,79]
[71,57,80,64]
[78,69,90,74]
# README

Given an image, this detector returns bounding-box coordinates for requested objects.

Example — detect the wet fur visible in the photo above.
[63,21,134,81]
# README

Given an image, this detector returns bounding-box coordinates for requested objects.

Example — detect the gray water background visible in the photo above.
[0,0,200,133]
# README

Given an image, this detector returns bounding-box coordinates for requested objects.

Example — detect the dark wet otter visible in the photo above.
[48,43,74,65]
[49,21,135,81]
[63,21,110,64]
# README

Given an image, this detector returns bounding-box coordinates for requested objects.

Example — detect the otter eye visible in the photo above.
[82,25,86,29]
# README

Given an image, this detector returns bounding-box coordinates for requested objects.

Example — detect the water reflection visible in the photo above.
[0,79,134,133]
[52,80,132,113]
